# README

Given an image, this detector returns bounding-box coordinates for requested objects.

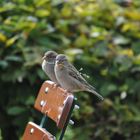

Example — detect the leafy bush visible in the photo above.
[0,0,140,140]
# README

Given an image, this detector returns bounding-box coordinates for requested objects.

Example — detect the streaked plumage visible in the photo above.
[54,54,104,100]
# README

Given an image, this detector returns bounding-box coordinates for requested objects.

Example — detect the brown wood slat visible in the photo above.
[22,122,55,140]
[34,81,74,129]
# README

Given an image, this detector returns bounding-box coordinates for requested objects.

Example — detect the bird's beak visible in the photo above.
[42,55,46,60]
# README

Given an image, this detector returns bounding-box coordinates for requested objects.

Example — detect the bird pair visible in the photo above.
[42,51,104,100]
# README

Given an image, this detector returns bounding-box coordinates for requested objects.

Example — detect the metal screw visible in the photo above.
[74,105,80,110]
[45,87,49,93]
[69,120,74,125]
[40,100,46,107]
[30,128,34,134]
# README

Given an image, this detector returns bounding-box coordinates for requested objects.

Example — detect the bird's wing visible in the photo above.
[67,64,104,100]
[67,63,93,88]
[66,63,103,100]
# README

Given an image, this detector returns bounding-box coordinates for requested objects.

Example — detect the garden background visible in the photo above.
[0,0,140,140]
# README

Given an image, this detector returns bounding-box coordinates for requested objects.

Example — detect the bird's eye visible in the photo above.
[50,55,55,59]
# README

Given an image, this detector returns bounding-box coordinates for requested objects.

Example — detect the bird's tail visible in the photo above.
[86,85,104,100]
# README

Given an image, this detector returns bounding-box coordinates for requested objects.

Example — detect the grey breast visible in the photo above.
[42,60,58,83]
[55,64,82,92]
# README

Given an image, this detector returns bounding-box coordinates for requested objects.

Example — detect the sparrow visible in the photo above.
[54,54,104,100]
[42,51,59,85]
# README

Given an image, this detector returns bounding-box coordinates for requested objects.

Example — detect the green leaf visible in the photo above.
[132,41,140,55]
[7,106,26,115]
[114,55,132,71]
[74,35,88,47]
[0,60,8,69]
[25,96,35,105]
[100,83,117,96]
[35,9,50,17]
[94,42,109,57]
[0,129,2,140]
[113,36,130,45]
[6,35,19,47]
[5,56,22,62]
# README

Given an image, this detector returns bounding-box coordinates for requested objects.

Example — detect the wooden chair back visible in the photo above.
[22,122,55,140]
[34,81,74,129]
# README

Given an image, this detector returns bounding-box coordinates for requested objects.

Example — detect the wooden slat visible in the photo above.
[22,122,55,140]
[34,81,74,129]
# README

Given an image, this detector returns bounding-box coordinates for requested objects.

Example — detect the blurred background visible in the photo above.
[0,0,140,140]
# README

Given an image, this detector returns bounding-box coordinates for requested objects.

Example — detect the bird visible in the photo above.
[42,51,59,85]
[54,54,104,100]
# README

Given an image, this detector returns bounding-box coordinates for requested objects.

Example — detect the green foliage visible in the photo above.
[0,0,140,140]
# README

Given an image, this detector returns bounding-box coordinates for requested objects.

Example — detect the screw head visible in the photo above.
[45,87,49,93]
[69,120,74,125]
[40,100,46,107]
[30,128,34,134]
[74,105,80,110]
